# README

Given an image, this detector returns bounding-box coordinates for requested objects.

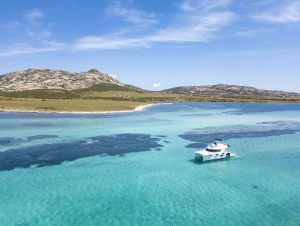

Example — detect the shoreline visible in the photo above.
[1,101,298,115]
[0,103,172,114]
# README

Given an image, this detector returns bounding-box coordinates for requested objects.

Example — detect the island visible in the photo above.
[0,68,299,113]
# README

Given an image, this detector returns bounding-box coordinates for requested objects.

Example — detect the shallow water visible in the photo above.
[0,102,299,226]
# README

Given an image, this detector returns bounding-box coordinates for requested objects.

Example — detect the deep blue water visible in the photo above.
[0,102,299,226]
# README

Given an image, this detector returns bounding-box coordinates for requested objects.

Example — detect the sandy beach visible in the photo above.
[0,103,173,114]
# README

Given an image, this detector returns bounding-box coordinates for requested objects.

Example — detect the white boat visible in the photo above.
[194,139,231,162]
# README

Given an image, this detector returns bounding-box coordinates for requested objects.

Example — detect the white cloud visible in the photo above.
[234,28,272,38]
[0,9,67,57]
[0,46,57,57]
[0,42,65,57]
[26,9,43,24]
[109,74,118,79]
[251,1,300,23]
[28,30,52,39]
[250,0,279,7]
[74,0,235,50]
[1,0,237,56]
[25,11,54,40]
[4,21,21,29]
[106,1,158,27]
[153,83,161,88]
[74,36,147,49]
[147,12,235,43]
[208,47,300,57]
[180,0,232,12]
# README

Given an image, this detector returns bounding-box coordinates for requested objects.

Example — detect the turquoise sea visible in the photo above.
[0,102,299,226]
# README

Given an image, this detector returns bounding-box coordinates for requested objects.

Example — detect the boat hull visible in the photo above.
[195,152,230,162]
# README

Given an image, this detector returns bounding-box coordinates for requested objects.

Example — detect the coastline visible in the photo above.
[0,103,172,114]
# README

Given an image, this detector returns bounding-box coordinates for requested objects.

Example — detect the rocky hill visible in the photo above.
[0,69,299,98]
[163,84,299,97]
[0,68,124,92]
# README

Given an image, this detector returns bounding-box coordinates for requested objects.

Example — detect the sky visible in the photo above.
[0,0,300,91]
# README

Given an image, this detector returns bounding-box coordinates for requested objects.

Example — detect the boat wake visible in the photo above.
[230,152,238,158]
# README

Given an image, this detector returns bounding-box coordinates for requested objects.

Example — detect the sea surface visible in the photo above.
[0,102,299,226]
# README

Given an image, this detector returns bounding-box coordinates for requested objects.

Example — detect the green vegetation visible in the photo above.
[0,96,146,112]
[76,83,139,92]
[0,89,79,99]
[0,83,299,112]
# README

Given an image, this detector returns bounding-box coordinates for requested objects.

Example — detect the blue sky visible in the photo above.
[0,0,300,91]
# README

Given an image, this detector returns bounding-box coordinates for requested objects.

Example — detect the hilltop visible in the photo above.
[0,68,124,92]
[163,84,299,98]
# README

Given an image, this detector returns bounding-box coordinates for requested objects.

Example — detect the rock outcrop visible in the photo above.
[0,68,124,92]
[163,84,299,97]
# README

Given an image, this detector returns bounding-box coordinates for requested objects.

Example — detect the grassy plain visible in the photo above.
[0,84,300,112]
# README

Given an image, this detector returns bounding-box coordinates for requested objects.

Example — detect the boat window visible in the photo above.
[206,148,221,152]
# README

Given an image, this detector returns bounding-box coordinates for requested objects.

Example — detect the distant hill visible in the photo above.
[0,68,126,92]
[0,69,299,98]
[163,84,299,98]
